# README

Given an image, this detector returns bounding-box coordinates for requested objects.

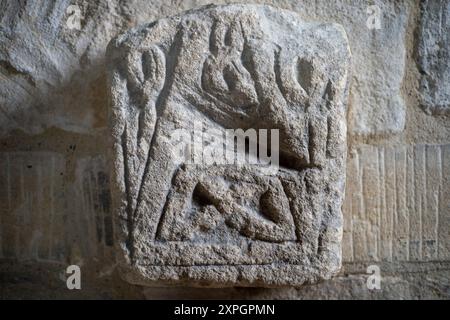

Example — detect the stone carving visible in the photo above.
[107,4,351,286]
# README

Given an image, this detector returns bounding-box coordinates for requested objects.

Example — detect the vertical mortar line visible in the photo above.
[36,160,42,260]
[383,146,388,261]
[0,154,5,258]
[397,146,406,261]
[97,160,106,257]
[359,147,368,258]
[378,146,382,261]
[2,153,10,258]
[413,145,422,261]
[71,161,82,260]
[375,146,380,260]
[392,147,401,261]
[6,153,11,258]
[19,155,25,259]
[421,145,426,260]
[379,146,387,258]
[91,163,101,258]
[94,160,106,258]
[350,171,355,262]
[108,157,116,247]
[419,145,423,260]
[359,148,365,220]
[438,144,450,260]
[78,163,86,258]
[86,165,97,258]
[48,155,55,259]
[3,152,9,256]
[87,159,98,255]
[391,146,396,262]
[436,145,442,258]
[408,145,413,261]
[404,146,409,260]
[380,146,387,259]
[78,161,89,258]
[81,159,89,251]
[7,153,11,211]
[351,150,358,261]
[89,161,96,255]
[412,145,416,261]
[79,162,89,259]
[0,154,2,258]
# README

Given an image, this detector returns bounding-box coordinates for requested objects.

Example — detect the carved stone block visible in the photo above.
[107,4,351,287]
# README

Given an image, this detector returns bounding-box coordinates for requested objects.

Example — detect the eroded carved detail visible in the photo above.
[107,4,351,286]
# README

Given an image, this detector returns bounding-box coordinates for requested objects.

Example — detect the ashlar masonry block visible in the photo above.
[107,4,351,287]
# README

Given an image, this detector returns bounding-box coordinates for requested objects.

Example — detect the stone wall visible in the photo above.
[1,0,449,299]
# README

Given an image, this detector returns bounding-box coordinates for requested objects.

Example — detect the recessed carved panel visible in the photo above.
[107,4,351,286]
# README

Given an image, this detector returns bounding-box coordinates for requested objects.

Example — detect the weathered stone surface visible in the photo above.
[0,152,114,263]
[417,0,450,114]
[124,0,410,136]
[343,144,450,262]
[293,0,408,135]
[2,260,449,299]
[1,0,449,300]
[107,4,351,287]
[0,152,65,261]
[349,1,407,135]
[0,0,408,138]
[0,0,126,135]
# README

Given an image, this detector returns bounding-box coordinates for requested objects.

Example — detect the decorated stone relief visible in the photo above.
[107,4,351,286]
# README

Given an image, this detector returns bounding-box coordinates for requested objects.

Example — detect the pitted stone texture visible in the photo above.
[343,144,450,263]
[0,0,408,138]
[107,4,351,287]
[334,1,407,135]
[417,0,450,115]
[0,0,126,135]
[0,152,114,262]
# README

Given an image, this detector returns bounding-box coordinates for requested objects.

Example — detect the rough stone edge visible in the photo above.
[105,3,352,288]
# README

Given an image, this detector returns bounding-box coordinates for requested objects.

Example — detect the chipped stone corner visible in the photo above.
[107,4,351,287]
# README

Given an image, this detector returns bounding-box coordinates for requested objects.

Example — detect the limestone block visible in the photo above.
[68,155,115,261]
[107,4,351,287]
[343,144,450,262]
[0,152,65,261]
[0,152,114,262]
[0,0,408,137]
[417,0,450,114]
[0,0,125,135]
[338,1,407,135]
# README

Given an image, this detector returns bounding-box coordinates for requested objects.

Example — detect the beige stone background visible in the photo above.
[1,0,449,299]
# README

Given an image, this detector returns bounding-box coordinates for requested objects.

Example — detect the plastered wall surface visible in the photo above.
[0,0,449,299]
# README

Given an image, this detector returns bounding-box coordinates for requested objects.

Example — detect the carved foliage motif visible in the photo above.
[107,4,351,286]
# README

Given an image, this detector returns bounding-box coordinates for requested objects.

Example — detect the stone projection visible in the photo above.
[107,4,351,286]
